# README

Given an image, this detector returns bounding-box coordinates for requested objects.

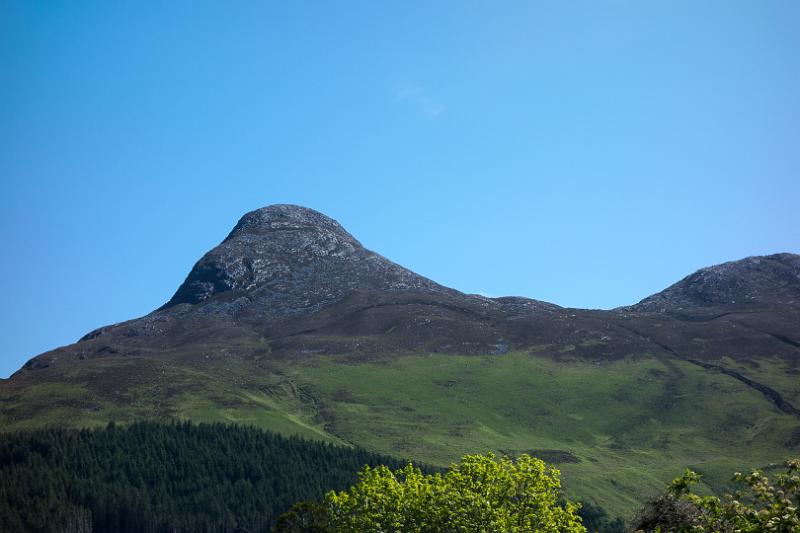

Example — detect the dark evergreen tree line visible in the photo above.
[0,421,416,532]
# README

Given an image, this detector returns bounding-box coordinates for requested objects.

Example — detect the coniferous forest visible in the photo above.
[0,422,633,533]
[0,422,417,533]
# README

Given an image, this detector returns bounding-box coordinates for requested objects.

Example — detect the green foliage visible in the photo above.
[0,422,416,532]
[632,459,800,532]
[318,452,586,532]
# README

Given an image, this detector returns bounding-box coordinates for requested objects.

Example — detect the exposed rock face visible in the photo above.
[630,253,800,312]
[163,205,447,317]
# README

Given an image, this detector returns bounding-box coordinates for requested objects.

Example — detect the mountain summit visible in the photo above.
[632,253,800,313]
[164,205,444,313]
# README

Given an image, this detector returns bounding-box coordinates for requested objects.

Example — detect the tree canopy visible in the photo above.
[0,421,415,532]
[282,452,586,533]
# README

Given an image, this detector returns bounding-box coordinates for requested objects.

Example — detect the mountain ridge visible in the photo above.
[7,205,799,377]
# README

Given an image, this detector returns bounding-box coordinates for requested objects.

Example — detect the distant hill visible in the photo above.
[2,204,798,518]
[629,253,800,312]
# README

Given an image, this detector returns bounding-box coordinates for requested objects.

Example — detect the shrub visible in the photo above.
[631,459,800,533]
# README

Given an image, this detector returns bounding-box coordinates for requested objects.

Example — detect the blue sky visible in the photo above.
[1,1,799,377]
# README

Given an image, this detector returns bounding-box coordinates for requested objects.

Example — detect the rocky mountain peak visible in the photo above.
[631,253,800,312]
[161,205,444,314]
[223,204,359,245]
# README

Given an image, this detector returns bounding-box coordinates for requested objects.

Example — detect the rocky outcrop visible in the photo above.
[162,204,449,317]
[628,253,800,313]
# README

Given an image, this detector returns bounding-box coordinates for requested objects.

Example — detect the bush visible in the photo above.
[631,459,800,532]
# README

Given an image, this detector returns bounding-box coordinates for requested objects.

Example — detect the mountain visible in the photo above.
[162,204,448,312]
[630,253,800,312]
[2,204,799,517]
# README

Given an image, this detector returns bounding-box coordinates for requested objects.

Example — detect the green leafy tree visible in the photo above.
[632,459,800,533]
[320,452,586,533]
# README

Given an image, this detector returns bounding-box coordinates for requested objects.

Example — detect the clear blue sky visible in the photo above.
[1,1,798,377]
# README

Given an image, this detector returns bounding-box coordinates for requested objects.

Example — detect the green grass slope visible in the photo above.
[2,351,798,520]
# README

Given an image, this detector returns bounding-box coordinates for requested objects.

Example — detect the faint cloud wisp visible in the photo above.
[394,82,444,117]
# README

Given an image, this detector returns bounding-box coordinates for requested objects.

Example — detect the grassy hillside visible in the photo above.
[280,352,799,516]
[2,350,798,520]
